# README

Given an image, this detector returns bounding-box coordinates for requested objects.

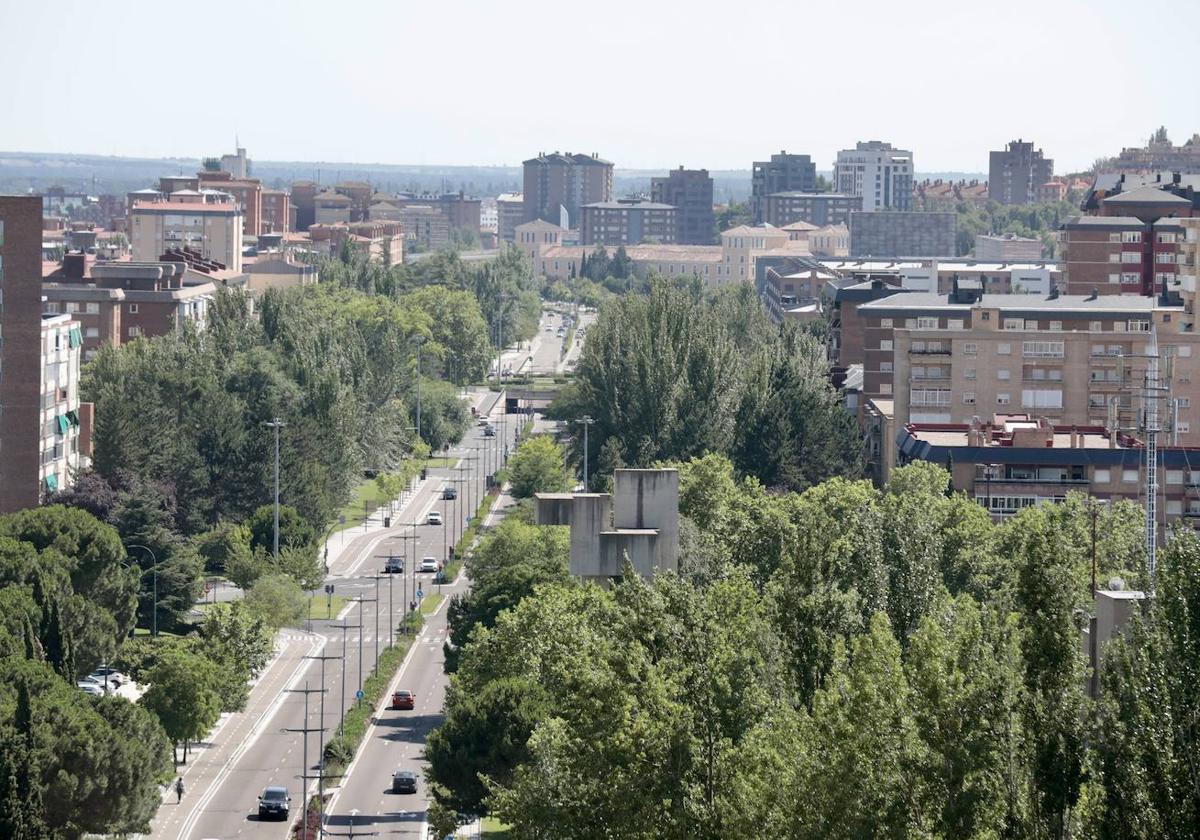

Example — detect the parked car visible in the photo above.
[442,486,457,500]
[392,689,415,710]
[90,667,126,688]
[78,682,104,697]
[257,786,290,820]
[384,556,404,574]
[420,557,438,573]
[427,510,443,526]
[392,769,418,794]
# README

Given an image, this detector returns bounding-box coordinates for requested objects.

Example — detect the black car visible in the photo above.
[442,486,457,500]
[392,770,418,794]
[258,786,290,820]
[384,556,404,573]
[483,425,495,437]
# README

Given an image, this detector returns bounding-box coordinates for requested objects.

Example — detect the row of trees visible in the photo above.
[550,280,862,492]
[427,457,1199,838]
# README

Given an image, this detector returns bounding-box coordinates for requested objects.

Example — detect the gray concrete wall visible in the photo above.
[533,493,575,526]
[598,531,658,578]
[850,211,957,258]
[568,494,611,578]
[612,469,679,574]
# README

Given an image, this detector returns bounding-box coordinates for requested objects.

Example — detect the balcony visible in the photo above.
[909,345,951,356]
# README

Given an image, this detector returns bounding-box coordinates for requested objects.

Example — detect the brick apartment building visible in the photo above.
[579,198,677,246]
[988,139,1054,205]
[291,181,319,230]
[522,152,613,228]
[651,167,715,245]
[198,169,263,236]
[764,192,862,227]
[261,189,291,233]
[750,151,817,224]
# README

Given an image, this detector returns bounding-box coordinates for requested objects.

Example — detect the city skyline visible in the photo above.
[2,0,1197,173]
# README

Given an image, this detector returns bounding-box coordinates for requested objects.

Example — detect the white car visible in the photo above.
[419,557,438,573]
[427,511,443,526]
[78,682,105,697]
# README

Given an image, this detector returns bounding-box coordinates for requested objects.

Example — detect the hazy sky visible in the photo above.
[3,0,1198,173]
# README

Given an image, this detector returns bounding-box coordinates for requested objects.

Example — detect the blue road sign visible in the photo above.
[356,689,364,700]
[416,589,424,600]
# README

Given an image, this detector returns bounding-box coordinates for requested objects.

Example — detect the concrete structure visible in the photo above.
[651,167,715,245]
[129,198,243,270]
[975,234,1044,261]
[334,182,373,222]
[218,146,249,179]
[988,139,1054,205]
[579,198,677,246]
[515,219,566,267]
[834,141,914,212]
[820,257,1059,296]
[390,192,480,233]
[307,221,405,263]
[764,192,861,227]
[719,224,800,283]
[762,259,841,322]
[863,398,896,487]
[522,152,613,228]
[751,151,816,223]
[398,205,451,250]
[808,223,850,257]
[534,468,679,582]
[243,256,318,295]
[497,193,524,244]
[850,211,956,257]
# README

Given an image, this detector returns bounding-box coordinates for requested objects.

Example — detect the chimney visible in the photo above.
[62,252,88,280]
[1089,287,1099,301]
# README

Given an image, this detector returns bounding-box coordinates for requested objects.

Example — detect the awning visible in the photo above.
[56,415,69,435]
[45,474,59,492]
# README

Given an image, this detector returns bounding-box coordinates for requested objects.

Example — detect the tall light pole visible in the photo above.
[577,416,595,490]
[263,418,286,562]
[126,543,158,637]
[412,337,426,444]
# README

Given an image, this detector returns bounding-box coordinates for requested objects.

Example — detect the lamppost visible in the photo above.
[125,543,158,637]
[263,418,287,562]
[576,415,595,490]
[412,336,427,443]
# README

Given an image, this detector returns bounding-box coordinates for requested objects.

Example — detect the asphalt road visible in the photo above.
[158,391,518,840]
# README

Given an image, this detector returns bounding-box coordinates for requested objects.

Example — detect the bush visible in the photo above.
[322,736,353,766]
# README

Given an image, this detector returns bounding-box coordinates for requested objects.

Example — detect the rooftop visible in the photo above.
[1101,184,1194,205]
[583,200,675,210]
[859,291,1170,314]
[131,201,241,215]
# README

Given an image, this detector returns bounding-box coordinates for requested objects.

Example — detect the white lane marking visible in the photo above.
[177,632,326,840]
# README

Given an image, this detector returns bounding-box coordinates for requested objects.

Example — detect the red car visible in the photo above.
[392,689,414,710]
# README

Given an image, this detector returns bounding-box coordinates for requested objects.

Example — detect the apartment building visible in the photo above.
[36,314,86,502]
[398,206,450,250]
[821,258,1058,296]
[834,141,914,212]
[764,192,861,227]
[291,181,319,230]
[497,193,524,244]
[261,190,291,233]
[334,182,373,222]
[650,167,714,245]
[761,259,841,322]
[523,152,613,227]
[750,151,816,223]
[197,170,263,236]
[857,288,1200,451]
[849,211,956,257]
[129,198,243,270]
[313,190,353,225]
[579,199,677,246]
[1060,213,1186,297]
[988,139,1054,205]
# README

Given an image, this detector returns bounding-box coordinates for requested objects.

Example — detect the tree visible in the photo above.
[197,601,274,712]
[0,680,47,840]
[140,647,223,763]
[248,503,318,555]
[193,520,252,576]
[505,436,571,499]
[243,572,306,629]
[412,379,471,451]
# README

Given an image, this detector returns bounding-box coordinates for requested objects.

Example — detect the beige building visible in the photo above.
[39,313,87,497]
[533,244,723,286]
[809,223,850,257]
[244,256,318,295]
[129,200,243,270]
[515,219,566,266]
[857,289,1200,454]
[975,234,1044,261]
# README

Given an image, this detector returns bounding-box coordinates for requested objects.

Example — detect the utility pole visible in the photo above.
[263,418,286,562]
[413,337,426,443]
[336,620,360,736]
[305,652,341,840]
[354,594,377,704]
[282,681,326,840]
[577,416,595,490]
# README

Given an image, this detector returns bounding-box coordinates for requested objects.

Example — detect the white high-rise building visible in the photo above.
[834,141,914,212]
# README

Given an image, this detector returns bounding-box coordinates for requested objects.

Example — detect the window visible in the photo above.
[1178,397,1191,409]
[996,393,1011,405]
[1090,321,1103,331]
[1121,231,1142,244]
[997,343,1011,355]
[1003,318,1023,330]
[880,383,892,395]
[1178,346,1193,358]
[962,392,976,405]
[128,326,142,338]
[1023,389,1063,409]
[1122,470,1139,483]
[1179,421,1192,434]
[912,366,925,379]
[1109,273,1122,284]
[1094,469,1111,483]
[1129,320,1151,333]
[1159,232,1179,244]
[1166,470,1184,485]
[916,317,938,330]
[879,340,893,351]
[65,302,79,314]
[1109,253,1121,263]
[1023,341,1065,358]
[879,318,893,328]
[85,302,99,315]
[1109,232,1122,243]
[880,361,893,373]
[1158,252,1177,264]
[964,367,977,379]
[128,303,139,314]
[1167,500,1183,516]
[1091,344,1107,356]
[85,327,98,338]
[946,319,964,330]
[1049,321,1062,331]
[997,369,1011,381]
[962,342,978,355]
[1121,251,1141,264]
[909,388,951,406]
[44,302,59,313]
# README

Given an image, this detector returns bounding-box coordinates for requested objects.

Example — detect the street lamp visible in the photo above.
[125,543,158,637]
[263,418,287,562]
[411,336,427,443]
[576,416,595,490]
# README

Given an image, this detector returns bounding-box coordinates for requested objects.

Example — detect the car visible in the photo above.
[392,689,415,710]
[420,556,438,573]
[257,786,290,820]
[384,556,404,574]
[483,425,495,437]
[89,667,126,688]
[442,486,457,500]
[477,416,491,427]
[392,770,418,794]
[427,510,443,526]
[78,682,104,697]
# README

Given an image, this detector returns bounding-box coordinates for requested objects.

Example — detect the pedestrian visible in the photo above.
[175,777,185,804]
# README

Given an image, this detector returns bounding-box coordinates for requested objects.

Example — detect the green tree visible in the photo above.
[140,647,223,763]
[193,520,252,576]
[197,601,274,712]
[248,503,318,555]
[243,572,306,629]
[505,436,571,499]
[0,680,47,840]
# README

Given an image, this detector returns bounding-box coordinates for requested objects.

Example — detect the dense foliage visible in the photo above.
[426,456,1199,839]
[552,281,862,491]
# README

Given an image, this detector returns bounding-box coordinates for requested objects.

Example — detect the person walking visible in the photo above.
[174,777,185,804]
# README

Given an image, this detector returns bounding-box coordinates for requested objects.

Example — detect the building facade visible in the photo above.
[579,199,677,246]
[650,167,715,245]
[849,211,956,257]
[497,193,524,244]
[522,152,613,228]
[988,139,1054,205]
[764,192,861,227]
[129,199,243,270]
[1061,213,1185,297]
[751,151,816,223]
[261,189,291,233]
[834,141,914,212]
[398,206,450,250]
[975,234,1045,261]
[36,314,85,502]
